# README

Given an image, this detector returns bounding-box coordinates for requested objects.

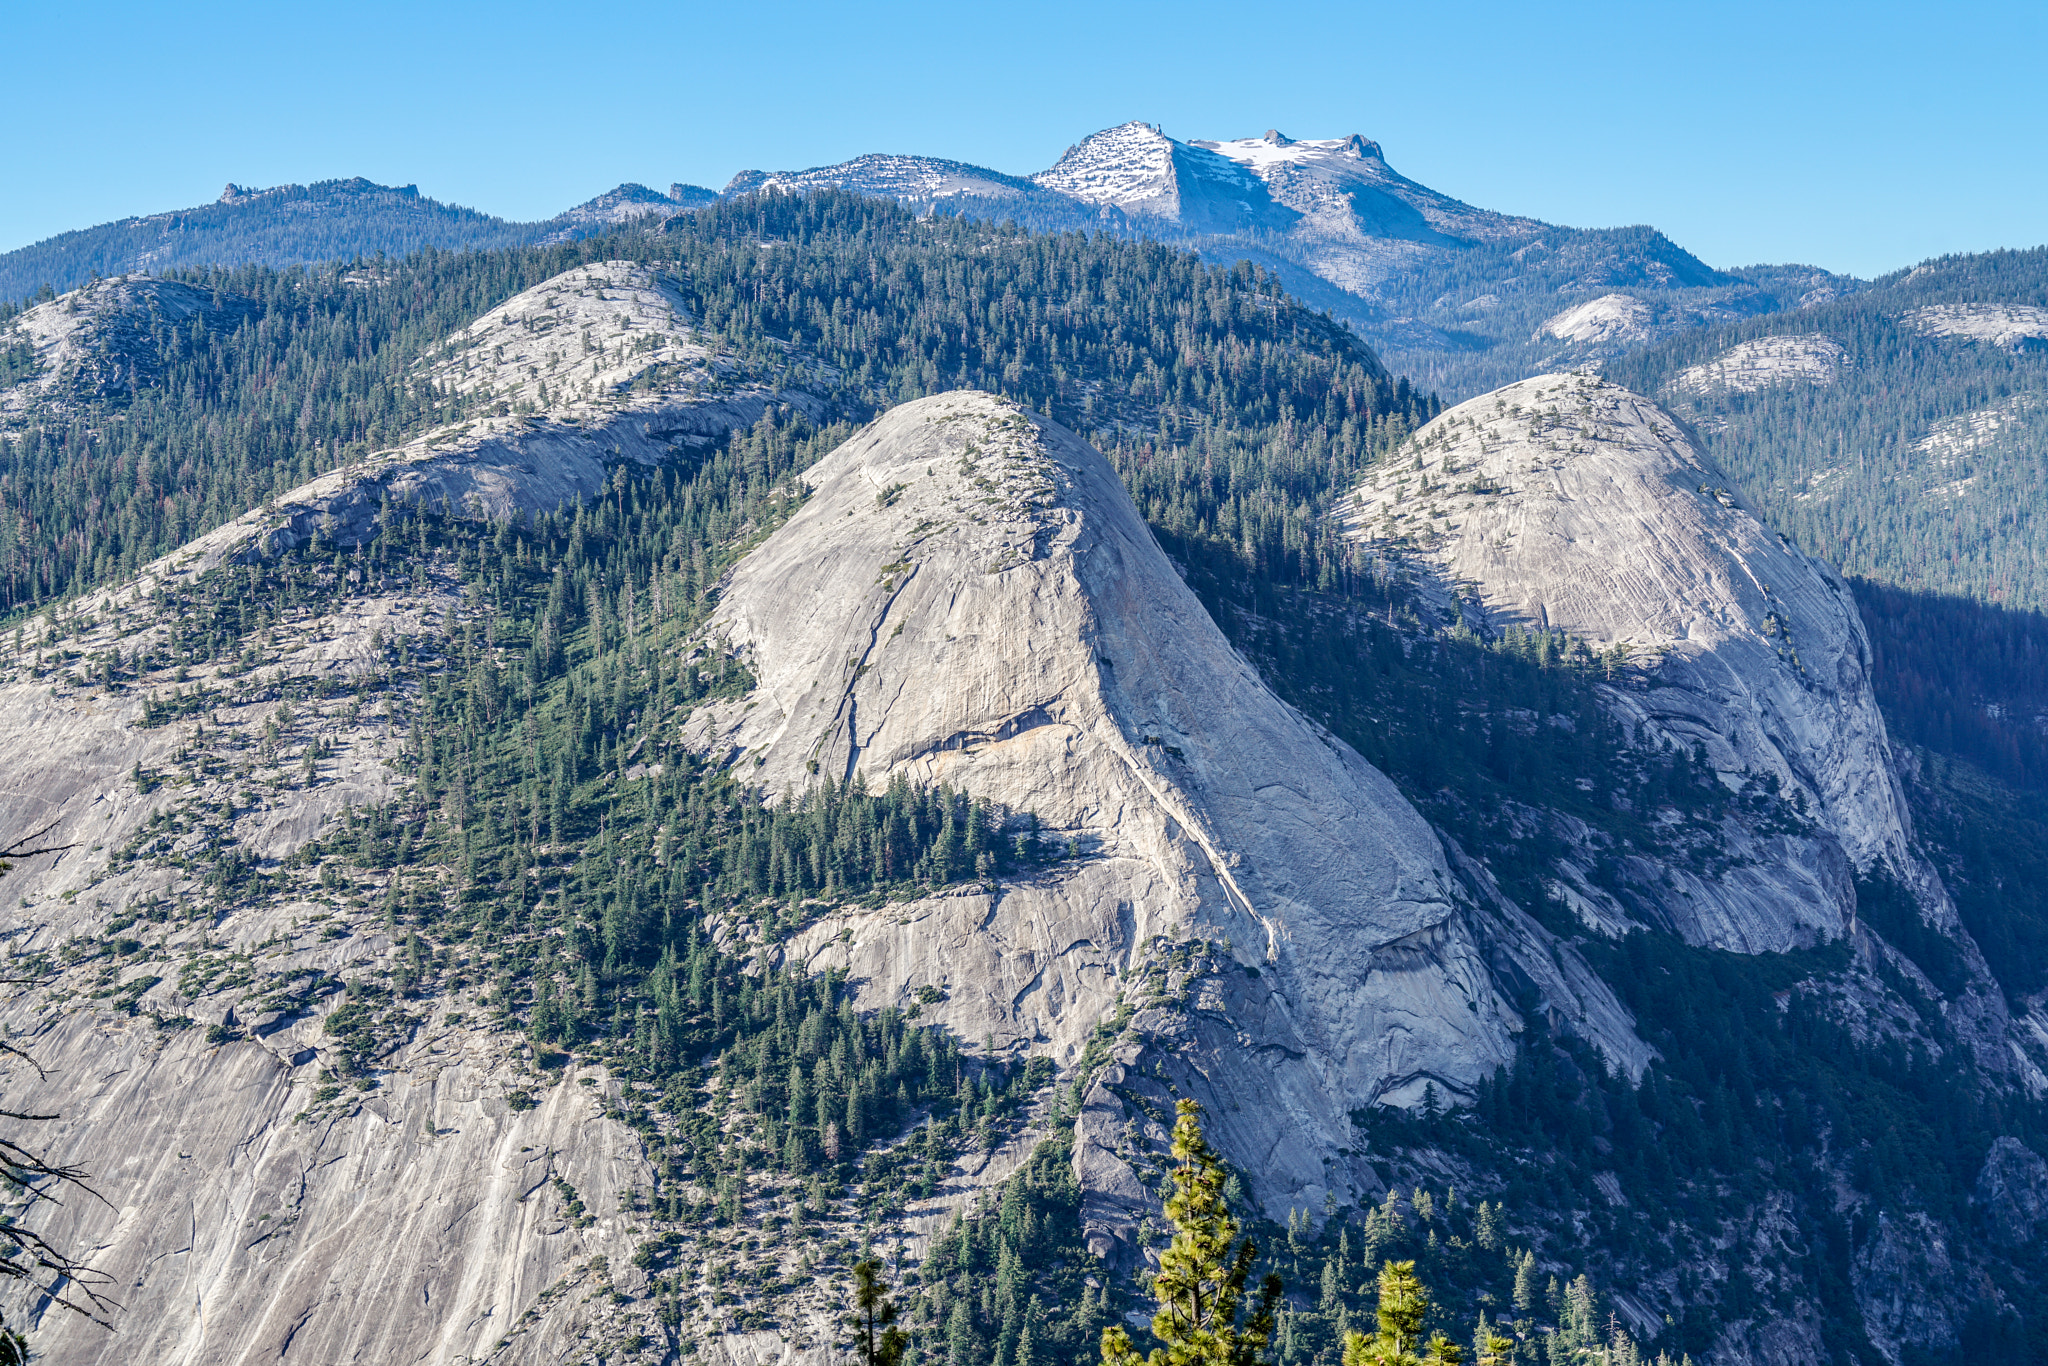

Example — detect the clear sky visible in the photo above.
[8,0,2043,279]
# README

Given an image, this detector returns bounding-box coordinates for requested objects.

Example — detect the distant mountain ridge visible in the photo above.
[547,181,717,230]
[722,152,1046,203]
[3,121,1858,396]
[718,121,1858,397]
[0,175,719,305]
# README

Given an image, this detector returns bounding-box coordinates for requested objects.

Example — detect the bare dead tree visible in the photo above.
[0,821,73,875]
[0,826,115,1362]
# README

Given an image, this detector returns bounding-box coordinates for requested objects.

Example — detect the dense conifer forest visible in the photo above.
[5,196,2048,1365]
[1607,247,2048,614]
[0,191,1423,616]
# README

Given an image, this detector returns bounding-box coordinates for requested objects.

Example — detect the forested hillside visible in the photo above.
[1607,247,2048,612]
[0,191,1425,617]
[0,179,557,305]
[4,197,2047,1366]
[1603,249,2048,892]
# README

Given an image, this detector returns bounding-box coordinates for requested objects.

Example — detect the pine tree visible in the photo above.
[1472,1313,1514,1366]
[1017,1293,1046,1366]
[947,1300,976,1366]
[848,1257,907,1366]
[1343,1260,1430,1366]
[1473,1202,1502,1253]
[1341,1261,1468,1366]
[1099,1099,1283,1366]
[1512,1252,1538,1315]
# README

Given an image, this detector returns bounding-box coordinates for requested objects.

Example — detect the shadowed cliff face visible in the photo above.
[1339,373,2016,1089]
[1344,373,1919,950]
[686,391,1645,1249]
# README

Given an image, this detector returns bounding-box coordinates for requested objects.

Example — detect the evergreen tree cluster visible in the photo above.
[18,400,1068,1320]
[1335,926,2048,1365]
[1171,553,2048,1364]
[0,245,589,609]
[1849,576,2048,795]
[900,1126,1113,1366]
[0,190,1433,623]
[1606,247,2048,613]
[6,193,2047,1365]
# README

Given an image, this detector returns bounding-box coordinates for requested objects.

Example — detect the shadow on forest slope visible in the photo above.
[1852,576,2048,795]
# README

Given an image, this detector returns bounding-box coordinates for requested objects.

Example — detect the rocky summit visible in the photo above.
[3,188,2047,1366]
[689,391,1644,1242]
[1341,373,2036,1070]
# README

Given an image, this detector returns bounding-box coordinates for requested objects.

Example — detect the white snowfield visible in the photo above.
[732,121,1551,300]
[1196,128,1536,245]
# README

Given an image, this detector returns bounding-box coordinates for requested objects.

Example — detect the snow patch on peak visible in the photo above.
[1194,128,1532,250]
[1030,121,1180,211]
[1198,132,1380,174]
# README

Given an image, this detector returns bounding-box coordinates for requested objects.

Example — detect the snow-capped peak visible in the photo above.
[1196,131,1388,173]
[1029,121,1179,210]
[1190,128,1527,246]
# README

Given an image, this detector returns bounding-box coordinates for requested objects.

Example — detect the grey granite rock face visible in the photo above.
[0,576,666,1365]
[1975,1136,2048,1246]
[0,561,679,1359]
[0,380,1639,1359]
[0,276,261,424]
[118,262,823,589]
[0,263,847,1364]
[1338,373,2022,1093]
[5,1013,651,1366]
[1343,373,1925,953]
[1854,1210,1962,1362]
[688,391,1645,1241]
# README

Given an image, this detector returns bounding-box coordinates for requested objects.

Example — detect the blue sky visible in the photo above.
[8,0,2043,279]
